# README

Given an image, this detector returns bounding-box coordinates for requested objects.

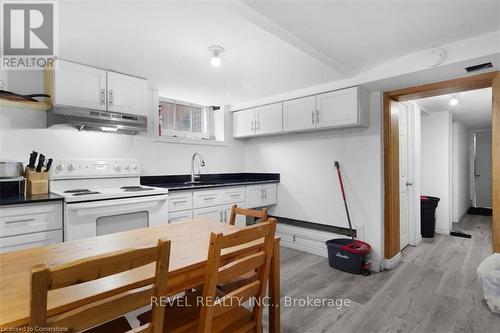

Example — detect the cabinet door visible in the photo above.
[53,60,107,110]
[316,87,359,128]
[283,96,316,132]
[107,71,148,116]
[233,109,255,138]
[0,230,62,254]
[221,204,247,227]
[255,103,282,135]
[193,206,223,222]
[262,183,277,206]
[245,185,264,208]
[168,210,193,224]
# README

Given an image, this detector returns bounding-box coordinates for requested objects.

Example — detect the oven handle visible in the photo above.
[66,195,168,210]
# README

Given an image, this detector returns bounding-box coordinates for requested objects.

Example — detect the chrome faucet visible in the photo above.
[191,153,205,183]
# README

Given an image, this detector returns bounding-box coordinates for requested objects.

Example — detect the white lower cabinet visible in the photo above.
[168,210,193,224]
[170,185,274,226]
[0,230,63,254]
[245,184,277,208]
[0,202,63,253]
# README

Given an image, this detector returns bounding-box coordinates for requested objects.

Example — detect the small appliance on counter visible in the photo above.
[0,159,25,197]
[24,151,53,195]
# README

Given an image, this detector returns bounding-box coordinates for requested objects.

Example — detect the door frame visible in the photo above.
[384,71,500,259]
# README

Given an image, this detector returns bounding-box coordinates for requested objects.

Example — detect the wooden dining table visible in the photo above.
[0,219,281,332]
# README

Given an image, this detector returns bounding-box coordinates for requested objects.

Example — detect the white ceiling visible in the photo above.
[57,0,500,105]
[415,87,492,130]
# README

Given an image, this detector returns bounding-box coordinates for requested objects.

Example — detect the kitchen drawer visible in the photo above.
[193,189,223,208]
[193,206,223,222]
[0,229,62,253]
[168,210,193,224]
[168,191,193,212]
[0,202,63,238]
[223,187,245,204]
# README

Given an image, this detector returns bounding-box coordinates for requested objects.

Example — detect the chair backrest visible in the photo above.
[228,205,268,226]
[30,239,171,333]
[198,218,277,333]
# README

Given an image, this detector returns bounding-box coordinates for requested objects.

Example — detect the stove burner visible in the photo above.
[64,189,91,193]
[72,191,101,196]
[121,186,154,192]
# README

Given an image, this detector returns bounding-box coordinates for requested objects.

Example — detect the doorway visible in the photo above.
[383,71,500,260]
[474,130,493,208]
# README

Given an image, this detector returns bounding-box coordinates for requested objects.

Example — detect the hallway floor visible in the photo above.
[270,214,499,332]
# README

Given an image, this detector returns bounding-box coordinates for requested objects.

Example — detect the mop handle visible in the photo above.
[334,161,355,241]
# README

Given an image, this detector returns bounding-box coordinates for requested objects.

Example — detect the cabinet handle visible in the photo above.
[109,89,114,106]
[224,210,228,223]
[230,194,240,197]
[312,110,315,125]
[264,188,267,200]
[203,197,216,201]
[5,218,35,224]
[251,120,255,132]
[316,110,320,123]
[256,119,260,131]
[173,200,188,205]
[100,88,106,105]
[219,210,223,223]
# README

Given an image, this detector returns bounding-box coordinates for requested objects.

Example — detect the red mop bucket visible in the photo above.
[325,161,372,275]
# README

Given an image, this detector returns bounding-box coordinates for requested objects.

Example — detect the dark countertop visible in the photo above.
[141,173,280,191]
[0,193,64,206]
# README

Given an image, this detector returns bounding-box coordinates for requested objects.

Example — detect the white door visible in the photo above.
[398,101,410,250]
[169,210,193,224]
[316,87,358,128]
[193,206,223,222]
[233,109,255,138]
[221,203,247,227]
[475,130,492,207]
[256,103,283,135]
[283,96,316,132]
[106,71,148,115]
[245,185,264,208]
[54,60,107,110]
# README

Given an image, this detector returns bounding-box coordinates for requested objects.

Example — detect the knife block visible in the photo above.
[25,168,48,195]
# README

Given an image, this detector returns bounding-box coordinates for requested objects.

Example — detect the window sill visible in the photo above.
[153,136,228,147]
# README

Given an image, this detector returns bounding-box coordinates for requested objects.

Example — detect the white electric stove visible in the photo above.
[50,159,169,241]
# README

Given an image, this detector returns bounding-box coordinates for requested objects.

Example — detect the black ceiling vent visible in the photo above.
[465,62,493,73]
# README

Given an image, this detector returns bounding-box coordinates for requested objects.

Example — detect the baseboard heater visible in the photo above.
[270,216,356,238]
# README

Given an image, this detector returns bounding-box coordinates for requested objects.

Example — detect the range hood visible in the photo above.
[47,106,147,134]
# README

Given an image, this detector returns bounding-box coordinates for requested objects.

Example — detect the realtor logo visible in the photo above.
[1,1,58,70]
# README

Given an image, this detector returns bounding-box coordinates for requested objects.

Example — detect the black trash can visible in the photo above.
[421,196,440,238]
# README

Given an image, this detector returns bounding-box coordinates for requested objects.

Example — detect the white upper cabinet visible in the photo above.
[233,108,255,138]
[233,86,368,138]
[107,71,148,116]
[53,60,107,111]
[233,103,282,138]
[255,103,282,135]
[50,60,148,116]
[315,87,367,129]
[283,96,316,132]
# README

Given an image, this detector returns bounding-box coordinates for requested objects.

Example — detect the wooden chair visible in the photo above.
[138,218,277,332]
[30,239,171,333]
[228,205,268,226]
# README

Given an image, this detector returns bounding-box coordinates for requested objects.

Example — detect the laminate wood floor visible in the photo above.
[265,214,499,333]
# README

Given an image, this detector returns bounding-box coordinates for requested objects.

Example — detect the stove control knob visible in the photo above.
[131,164,138,170]
[67,163,75,171]
[113,164,121,171]
[123,164,130,171]
[56,163,65,171]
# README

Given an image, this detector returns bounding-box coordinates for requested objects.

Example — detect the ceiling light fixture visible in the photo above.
[208,46,224,67]
[449,97,459,106]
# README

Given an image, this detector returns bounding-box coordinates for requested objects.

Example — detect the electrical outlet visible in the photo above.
[360,137,367,149]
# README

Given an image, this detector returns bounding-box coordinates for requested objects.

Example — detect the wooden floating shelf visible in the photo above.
[0,98,51,111]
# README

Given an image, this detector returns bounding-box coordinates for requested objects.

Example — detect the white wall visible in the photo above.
[421,111,452,234]
[244,91,383,267]
[452,121,471,223]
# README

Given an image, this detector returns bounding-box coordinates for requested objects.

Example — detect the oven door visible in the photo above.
[64,194,168,241]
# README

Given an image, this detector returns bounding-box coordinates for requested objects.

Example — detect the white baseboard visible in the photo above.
[383,252,402,270]
[435,227,450,235]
